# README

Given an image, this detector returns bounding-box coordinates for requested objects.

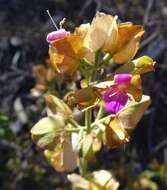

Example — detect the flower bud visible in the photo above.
[46,29,70,43]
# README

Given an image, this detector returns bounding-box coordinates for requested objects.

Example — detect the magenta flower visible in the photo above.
[103,74,132,113]
[46,29,70,43]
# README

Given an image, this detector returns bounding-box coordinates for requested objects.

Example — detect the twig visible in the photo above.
[140,28,159,49]
[78,0,93,18]
[143,0,154,26]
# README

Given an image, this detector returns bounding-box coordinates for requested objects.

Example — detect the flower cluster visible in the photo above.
[31,12,155,189]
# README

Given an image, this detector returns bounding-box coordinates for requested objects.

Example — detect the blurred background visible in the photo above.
[0,0,167,189]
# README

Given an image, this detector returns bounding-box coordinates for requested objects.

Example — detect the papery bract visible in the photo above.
[112,55,155,76]
[49,34,85,75]
[67,87,100,111]
[77,12,144,64]
[44,138,77,172]
[118,95,151,129]
[112,23,144,63]
[68,170,119,190]
[31,64,57,96]
[103,117,129,149]
[84,12,118,52]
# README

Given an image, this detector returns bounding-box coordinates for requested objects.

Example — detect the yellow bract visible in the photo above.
[44,138,77,172]
[76,12,144,64]
[90,170,119,190]
[84,12,118,53]
[49,34,85,75]
[103,117,129,149]
[31,64,56,96]
[68,170,119,190]
[118,95,151,129]
[128,74,142,101]
[67,87,100,111]
[112,23,144,63]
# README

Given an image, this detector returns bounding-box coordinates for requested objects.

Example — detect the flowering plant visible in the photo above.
[31,12,155,189]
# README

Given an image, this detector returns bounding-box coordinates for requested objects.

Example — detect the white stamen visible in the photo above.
[46,10,59,30]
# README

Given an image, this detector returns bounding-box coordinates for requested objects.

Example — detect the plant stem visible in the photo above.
[100,53,112,65]
[85,108,92,132]
[65,128,80,132]
[95,103,104,121]
[68,118,79,128]
[91,114,115,128]
[79,158,87,177]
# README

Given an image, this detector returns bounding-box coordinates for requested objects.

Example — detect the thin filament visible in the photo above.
[46,10,59,30]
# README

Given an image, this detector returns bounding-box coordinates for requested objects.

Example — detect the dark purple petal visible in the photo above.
[104,92,128,113]
[114,74,132,86]
[102,87,117,102]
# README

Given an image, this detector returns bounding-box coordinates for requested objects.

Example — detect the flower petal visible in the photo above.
[104,92,128,113]
[46,29,70,43]
[114,73,132,86]
[102,86,117,102]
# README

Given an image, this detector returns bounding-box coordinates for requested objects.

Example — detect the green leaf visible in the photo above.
[118,95,151,129]
[45,95,72,116]
[31,116,65,135]
[0,113,9,125]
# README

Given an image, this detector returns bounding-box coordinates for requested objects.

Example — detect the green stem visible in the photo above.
[95,49,101,66]
[85,108,92,132]
[91,114,115,128]
[66,127,86,133]
[65,128,80,132]
[79,158,88,177]
[95,102,104,121]
[100,53,112,66]
[68,118,79,128]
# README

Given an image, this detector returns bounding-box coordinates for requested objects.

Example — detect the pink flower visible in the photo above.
[46,29,70,43]
[103,74,132,113]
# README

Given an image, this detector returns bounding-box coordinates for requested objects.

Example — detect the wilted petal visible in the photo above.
[103,92,128,113]
[67,87,100,111]
[46,29,70,43]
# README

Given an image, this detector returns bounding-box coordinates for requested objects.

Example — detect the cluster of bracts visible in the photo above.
[31,12,155,190]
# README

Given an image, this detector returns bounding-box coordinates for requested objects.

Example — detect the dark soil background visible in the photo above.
[0,0,167,189]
